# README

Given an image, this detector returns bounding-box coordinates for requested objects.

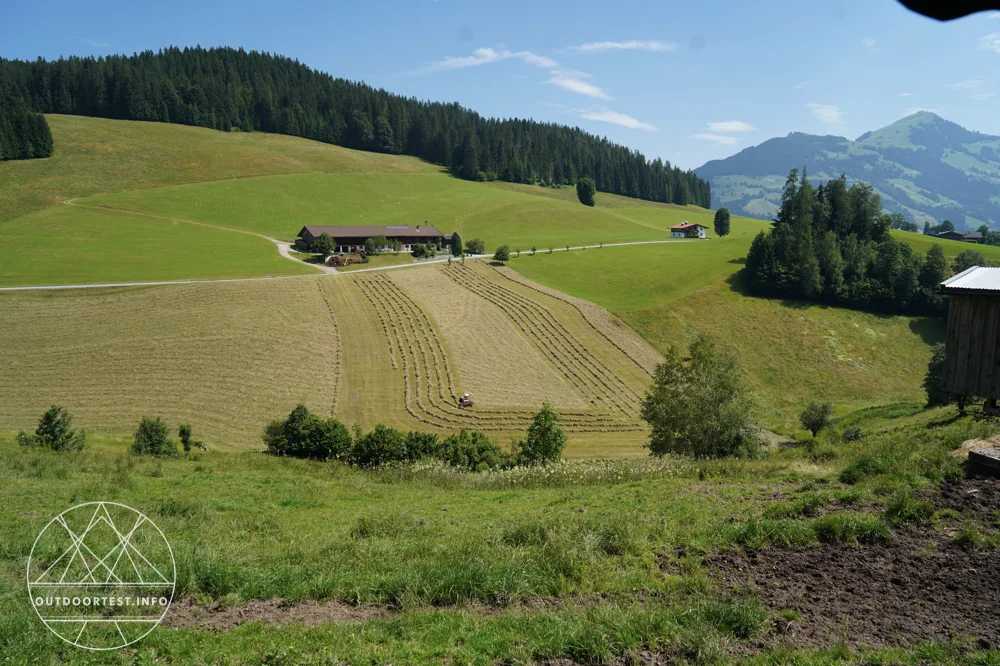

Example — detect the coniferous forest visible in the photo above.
[0,46,710,205]
[0,75,53,160]
[743,169,950,315]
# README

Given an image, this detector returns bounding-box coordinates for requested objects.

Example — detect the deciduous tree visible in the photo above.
[641,335,758,458]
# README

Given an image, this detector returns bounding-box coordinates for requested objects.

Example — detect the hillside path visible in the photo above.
[0,239,694,292]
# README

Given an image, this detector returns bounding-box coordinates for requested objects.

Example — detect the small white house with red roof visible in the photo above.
[670,222,707,239]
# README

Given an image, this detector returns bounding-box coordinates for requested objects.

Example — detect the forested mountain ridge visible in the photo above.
[696,112,1000,230]
[0,46,709,206]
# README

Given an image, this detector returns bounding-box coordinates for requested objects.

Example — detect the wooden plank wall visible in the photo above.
[943,294,1000,398]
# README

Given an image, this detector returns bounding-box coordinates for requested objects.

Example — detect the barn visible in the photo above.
[297,225,450,253]
[670,222,707,239]
[940,266,1000,411]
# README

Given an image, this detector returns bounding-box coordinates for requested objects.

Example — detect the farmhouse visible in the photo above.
[935,230,983,243]
[297,225,450,253]
[940,266,1000,410]
[670,222,707,239]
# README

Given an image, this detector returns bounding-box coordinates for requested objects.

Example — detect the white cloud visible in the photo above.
[861,38,879,51]
[990,12,1000,18]
[519,52,560,68]
[580,109,657,131]
[943,79,987,89]
[570,40,678,54]
[547,69,613,100]
[424,47,558,72]
[693,133,740,145]
[898,92,914,97]
[706,121,755,133]
[78,37,110,48]
[792,80,809,89]
[971,93,995,100]
[806,103,845,126]
[979,33,1000,54]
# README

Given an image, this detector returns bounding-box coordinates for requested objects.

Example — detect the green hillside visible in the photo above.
[0,116,723,287]
[696,112,1000,229]
[505,229,988,430]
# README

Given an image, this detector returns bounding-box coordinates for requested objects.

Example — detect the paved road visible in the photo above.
[0,239,693,292]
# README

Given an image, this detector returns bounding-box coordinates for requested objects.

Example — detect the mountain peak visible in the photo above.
[694,112,1000,229]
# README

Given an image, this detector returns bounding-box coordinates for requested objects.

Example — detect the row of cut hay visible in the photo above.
[314,279,344,417]
[441,264,643,416]
[489,263,662,377]
[354,274,643,433]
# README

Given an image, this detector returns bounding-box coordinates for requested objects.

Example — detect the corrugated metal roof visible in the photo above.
[941,266,1000,293]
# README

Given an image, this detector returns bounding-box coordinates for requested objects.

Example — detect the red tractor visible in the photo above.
[458,393,474,408]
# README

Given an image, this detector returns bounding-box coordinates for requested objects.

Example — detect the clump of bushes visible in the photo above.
[263,405,352,461]
[263,404,561,471]
[131,416,178,456]
[17,405,86,452]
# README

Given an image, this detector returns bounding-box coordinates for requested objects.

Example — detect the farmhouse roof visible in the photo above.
[935,230,983,241]
[670,222,706,230]
[298,225,447,239]
[941,266,1000,294]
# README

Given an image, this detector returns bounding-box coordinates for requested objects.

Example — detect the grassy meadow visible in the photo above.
[507,224,960,431]
[1,403,996,664]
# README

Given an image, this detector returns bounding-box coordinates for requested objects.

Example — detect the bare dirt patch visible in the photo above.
[709,477,1000,650]
[163,597,390,631]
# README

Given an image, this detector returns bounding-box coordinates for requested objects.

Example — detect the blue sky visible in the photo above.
[3,0,1000,169]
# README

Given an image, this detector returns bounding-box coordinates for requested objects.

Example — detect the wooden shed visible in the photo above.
[941,266,1000,407]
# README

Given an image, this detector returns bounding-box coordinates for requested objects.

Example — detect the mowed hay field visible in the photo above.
[327,261,656,456]
[509,234,949,431]
[0,279,340,448]
[0,263,655,456]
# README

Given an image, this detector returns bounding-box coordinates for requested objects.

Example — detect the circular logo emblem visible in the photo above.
[27,502,175,650]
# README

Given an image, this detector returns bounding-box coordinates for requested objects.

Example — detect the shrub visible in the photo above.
[438,429,505,470]
[131,417,177,456]
[179,424,192,452]
[531,246,537,255]
[842,425,864,442]
[642,334,758,458]
[263,404,352,461]
[799,402,834,437]
[465,238,486,255]
[18,406,86,452]
[576,177,596,206]
[351,424,408,467]
[515,403,566,465]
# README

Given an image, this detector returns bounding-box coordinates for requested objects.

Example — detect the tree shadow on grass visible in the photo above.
[925,413,963,429]
[909,317,946,346]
